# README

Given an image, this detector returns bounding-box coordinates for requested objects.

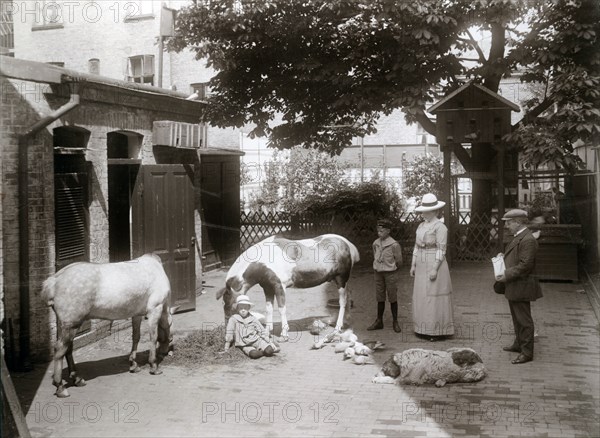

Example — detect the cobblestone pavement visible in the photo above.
[12,262,600,437]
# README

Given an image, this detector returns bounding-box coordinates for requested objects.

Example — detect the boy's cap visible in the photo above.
[500,209,528,220]
[377,219,392,229]
[234,294,254,308]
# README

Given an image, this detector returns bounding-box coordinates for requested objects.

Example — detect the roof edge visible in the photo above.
[428,80,520,113]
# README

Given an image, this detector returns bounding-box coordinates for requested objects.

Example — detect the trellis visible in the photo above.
[452,212,500,261]
[240,210,498,262]
[239,211,293,251]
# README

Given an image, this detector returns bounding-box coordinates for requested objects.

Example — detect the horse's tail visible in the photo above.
[348,241,360,265]
[42,275,57,307]
[337,236,360,265]
[328,234,360,265]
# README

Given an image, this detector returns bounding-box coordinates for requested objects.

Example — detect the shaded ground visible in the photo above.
[10,262,600,437]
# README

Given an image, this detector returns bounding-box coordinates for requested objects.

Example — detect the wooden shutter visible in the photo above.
[54,172,89,270]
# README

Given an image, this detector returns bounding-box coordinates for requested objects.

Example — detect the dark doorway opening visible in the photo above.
[107,131,142,263]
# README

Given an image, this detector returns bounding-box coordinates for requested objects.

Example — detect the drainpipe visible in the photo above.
[17,82,80,369]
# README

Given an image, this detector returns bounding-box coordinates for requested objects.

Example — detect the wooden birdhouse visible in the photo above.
[428,81,520,145]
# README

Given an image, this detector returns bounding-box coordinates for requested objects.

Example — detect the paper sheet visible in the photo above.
[491,255,505,277]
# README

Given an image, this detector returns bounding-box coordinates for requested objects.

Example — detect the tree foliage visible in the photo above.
[246,146,349,212]
[246,147,404,216]
[170,0,599,168]
[402,154,445,200]
[302,178,405,218]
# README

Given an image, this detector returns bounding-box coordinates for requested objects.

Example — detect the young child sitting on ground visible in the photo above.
[223,295,279,359]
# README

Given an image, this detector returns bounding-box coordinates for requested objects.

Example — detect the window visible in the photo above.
[124,0,156,21]
[127,55,154,85]
[88,58,100,75]
[32,1,63,29]
[190,82,209,99]
[1,5,14,56]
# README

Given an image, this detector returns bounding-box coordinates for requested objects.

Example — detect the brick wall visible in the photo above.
[2,71,210,363]
[1,76,55,362]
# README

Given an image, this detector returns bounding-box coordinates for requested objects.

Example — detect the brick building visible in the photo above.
[1,56,242,367]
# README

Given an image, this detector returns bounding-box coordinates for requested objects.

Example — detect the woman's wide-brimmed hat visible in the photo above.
[415,193,446,212]
[234,294,254,308]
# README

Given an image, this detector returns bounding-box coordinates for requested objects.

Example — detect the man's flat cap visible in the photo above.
[500,209,528,220]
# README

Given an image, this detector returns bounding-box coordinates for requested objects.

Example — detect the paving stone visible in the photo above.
[11,262,600,437]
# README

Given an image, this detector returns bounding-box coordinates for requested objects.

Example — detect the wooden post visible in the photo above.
[497,144,505,252]
[158,36,164,88]
[443,143,453,265]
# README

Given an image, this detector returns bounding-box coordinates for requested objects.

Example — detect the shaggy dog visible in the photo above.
[372,348,487,387]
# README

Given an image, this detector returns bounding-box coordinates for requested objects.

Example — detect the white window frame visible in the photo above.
[123,0,157,21]
[126,55,155,85]
[32,1,63,29]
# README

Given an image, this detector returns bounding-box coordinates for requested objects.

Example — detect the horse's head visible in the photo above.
[157,305,178,355]
[216,278,243,323]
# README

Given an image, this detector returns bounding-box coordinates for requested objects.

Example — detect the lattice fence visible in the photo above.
[240,211,293,251]
[241,210,500,262]
[240,210,422,259]
[453,212,500,261]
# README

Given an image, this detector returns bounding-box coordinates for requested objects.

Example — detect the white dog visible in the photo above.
[372,348,487,387]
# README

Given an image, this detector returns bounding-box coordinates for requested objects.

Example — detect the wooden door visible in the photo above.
[132,165,195,312]
[200,160,222,269]
[200,156,241,269]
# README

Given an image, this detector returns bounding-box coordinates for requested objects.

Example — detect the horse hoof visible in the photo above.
[74,377,86,387]
[149,368,163,375]
[56,387,70,398]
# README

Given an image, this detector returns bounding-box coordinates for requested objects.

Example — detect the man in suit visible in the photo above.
[495,209,543,364]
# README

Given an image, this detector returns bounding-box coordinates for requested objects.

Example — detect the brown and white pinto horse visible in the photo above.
[42,254,175,398]
[217,234,360,339]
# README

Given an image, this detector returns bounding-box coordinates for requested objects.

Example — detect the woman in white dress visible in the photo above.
[410,193,454,340]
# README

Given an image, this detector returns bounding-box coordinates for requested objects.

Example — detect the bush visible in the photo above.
[301,179,404,218]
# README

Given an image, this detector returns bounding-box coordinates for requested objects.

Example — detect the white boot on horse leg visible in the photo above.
[334,287,349,332]
[279,305,290,341]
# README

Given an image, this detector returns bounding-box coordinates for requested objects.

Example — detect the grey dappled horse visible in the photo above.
[43,253,175,397]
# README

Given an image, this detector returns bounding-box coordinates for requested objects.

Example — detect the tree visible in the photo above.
[170,0,600,217]
[246,159,281,211]
[402,154,444,200]
[248,146,349,212]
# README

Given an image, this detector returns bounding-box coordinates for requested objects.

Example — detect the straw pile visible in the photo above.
[165,324,249,368]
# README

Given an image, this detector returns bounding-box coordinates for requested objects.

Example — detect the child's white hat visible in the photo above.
[234,294,254,308]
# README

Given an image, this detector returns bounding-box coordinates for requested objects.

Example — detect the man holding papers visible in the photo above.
[495,209,543,364]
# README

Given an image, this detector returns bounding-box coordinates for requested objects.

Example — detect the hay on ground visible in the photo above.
[165,325,250,368]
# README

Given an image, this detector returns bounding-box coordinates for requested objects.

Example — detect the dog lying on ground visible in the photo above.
[372,347,487,387]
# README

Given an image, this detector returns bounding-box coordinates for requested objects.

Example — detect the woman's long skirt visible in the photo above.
[412,248,454,336]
